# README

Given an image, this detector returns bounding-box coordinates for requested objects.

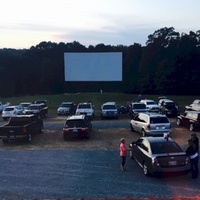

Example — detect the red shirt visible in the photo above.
[120,143,127,156]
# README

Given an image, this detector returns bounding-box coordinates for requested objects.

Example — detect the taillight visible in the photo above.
[81,128,88,132]
[146,124,150,129]
[22,127,27,133]
[63,128,70,133]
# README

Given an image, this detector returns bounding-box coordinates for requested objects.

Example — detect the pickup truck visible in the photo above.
[0,115,43,143]
[0,102,10,113]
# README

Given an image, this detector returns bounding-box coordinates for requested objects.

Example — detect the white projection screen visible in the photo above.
[64,52,122,81]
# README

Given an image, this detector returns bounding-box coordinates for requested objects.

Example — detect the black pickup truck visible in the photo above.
[0,115,43,143]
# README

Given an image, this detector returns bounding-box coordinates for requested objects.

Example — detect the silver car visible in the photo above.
[130,112,171,136]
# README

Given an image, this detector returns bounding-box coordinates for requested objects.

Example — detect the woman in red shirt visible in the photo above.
[120,138,127,171]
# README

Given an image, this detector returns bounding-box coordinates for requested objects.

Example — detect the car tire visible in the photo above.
[189,124,194,131]
[142,129,146,137]
[177,119,181,126]
[143,162,149,176]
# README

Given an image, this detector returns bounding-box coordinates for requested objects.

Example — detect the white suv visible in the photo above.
[75,102,94,118]
[130,112,171,137]
[140,99,160,113]
[101,102,119,119]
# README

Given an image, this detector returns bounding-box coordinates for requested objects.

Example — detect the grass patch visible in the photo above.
[1,93,200,117]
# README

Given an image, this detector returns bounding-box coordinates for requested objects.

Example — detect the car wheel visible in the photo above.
[189,124,194,131]
[129,150,133,159]
[177,119,181,126]
[142,129,146,137]
[143,162,149,176]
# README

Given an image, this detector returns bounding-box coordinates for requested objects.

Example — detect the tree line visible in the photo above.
[0,27,200,98]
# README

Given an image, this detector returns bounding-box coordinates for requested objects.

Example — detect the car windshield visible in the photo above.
[78,104,91,109]
[103,105,116,109]
[147,102,156,105]
[151,142,182,154]
[65,120,85,128]
[28,106,40,110]
[165,102,176,108]
[61,104,71,108]
[150,117,169,123]
[133,104,146,109]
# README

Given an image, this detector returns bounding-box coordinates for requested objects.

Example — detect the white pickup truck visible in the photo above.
[0,102,10,113]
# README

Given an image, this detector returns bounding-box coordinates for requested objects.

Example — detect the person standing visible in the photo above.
[191,133,199,153]
[120,138,127,171]
[186,139,199,179]
[137,94,141,102]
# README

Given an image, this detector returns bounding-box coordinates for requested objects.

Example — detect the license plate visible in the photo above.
[156,126,164,129]
[73,129,78,132]
[169,161,177,166]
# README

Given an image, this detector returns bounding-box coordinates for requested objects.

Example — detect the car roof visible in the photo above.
[141,99,155,102]
[141,136,173,143]
[61,102,73,104]
[103,102,116,105]
[162,99,174,103]
[67,114,87,120]
[139,112,167,117]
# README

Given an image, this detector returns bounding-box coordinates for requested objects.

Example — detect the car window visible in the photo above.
[150,117,169,124]
[78,104,91,109]
[103,105,116,109]
[151,142,182,154]
[133,104,146,109]
[139,115,148,123]
[141,140,149,152]
[4,107,14,111]
[65,119,85,128]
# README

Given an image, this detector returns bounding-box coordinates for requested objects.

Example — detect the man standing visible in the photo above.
[186,139,199,179]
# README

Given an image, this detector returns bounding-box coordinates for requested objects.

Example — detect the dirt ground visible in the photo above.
[0,116,196,151]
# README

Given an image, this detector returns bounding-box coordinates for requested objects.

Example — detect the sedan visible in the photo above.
[129,137,190,177]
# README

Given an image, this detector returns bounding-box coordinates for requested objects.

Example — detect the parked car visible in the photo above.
[159,99,179,117]
[185,99,200,111]
[19,102,31,110]
[2,105,23,121]
[130,112,171,137]
[140,99,160,113]
[75,102,94,118]
[128,102,148,117]
[63,114,92,140]
[0,115,43,143]
[100,102,119,119]
[129,137,190,177]
[177,110,200,131]
[57,102,76,115]
[23,103,48,118]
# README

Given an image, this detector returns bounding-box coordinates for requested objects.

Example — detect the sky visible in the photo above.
[0,0,199,49]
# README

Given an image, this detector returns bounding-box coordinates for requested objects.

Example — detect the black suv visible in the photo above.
[63,115,92,140]
[177,111,200,131]
[159,99,179,117]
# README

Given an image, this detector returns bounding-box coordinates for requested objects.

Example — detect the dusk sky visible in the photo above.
[0,0,199,49]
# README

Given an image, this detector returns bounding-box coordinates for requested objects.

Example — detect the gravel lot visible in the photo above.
[0,115,196,151]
